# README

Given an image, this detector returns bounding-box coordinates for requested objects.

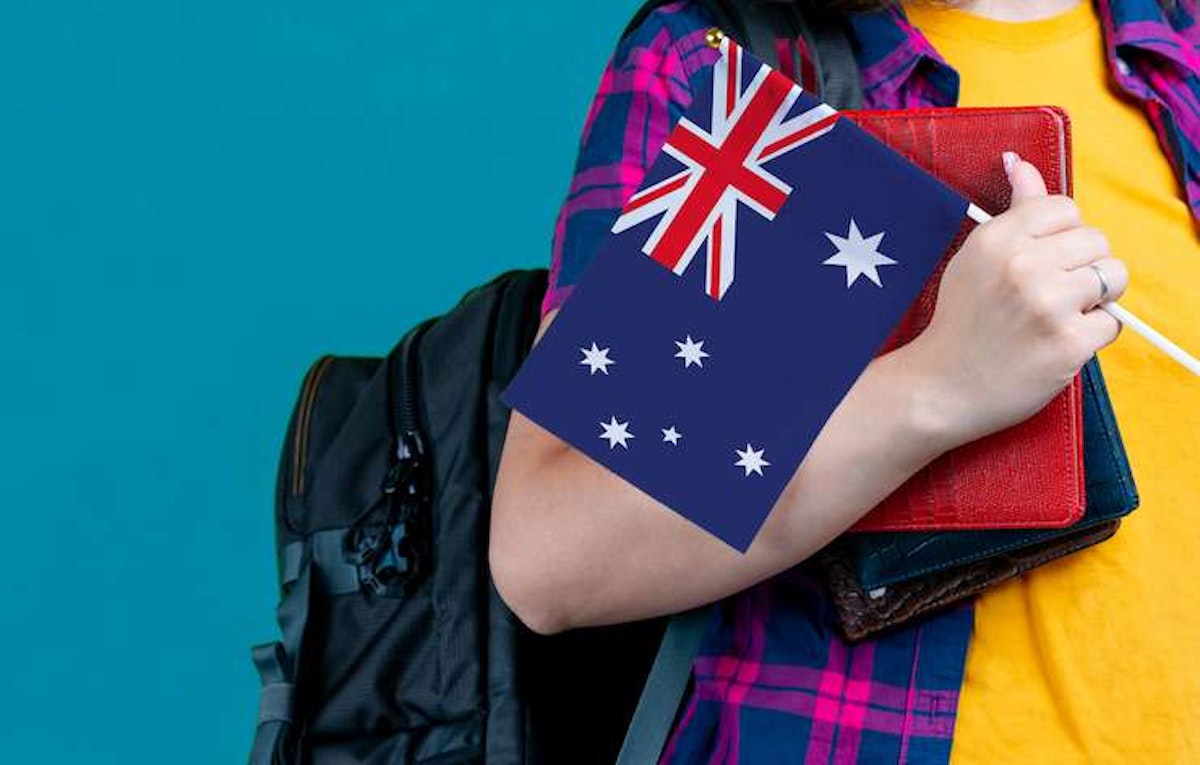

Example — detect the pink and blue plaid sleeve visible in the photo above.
[660,573,974,765]
[540,3,721,317]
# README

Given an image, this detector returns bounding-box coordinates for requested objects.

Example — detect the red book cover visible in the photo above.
[847,106,1086,532]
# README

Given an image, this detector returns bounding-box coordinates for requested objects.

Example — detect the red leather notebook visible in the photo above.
[845,106,1086,532]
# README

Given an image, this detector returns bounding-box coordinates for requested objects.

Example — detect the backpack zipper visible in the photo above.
[353,322,432,595]
[292,355,334,496]
[393,321,433,450]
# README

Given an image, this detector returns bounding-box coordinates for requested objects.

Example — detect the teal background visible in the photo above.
[0,1,638,760]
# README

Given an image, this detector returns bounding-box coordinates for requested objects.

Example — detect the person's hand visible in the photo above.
[906,151,1128,447]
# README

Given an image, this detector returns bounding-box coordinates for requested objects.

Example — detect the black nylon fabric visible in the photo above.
[255,270,665,764]
[265,272,539,763]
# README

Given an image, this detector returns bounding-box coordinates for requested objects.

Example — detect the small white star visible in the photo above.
[579,342,615,375]
[599,416,635,449]
[822,218,896,288]
[662,426,683,445]
[734,443,770,477]
[674,335,710,368]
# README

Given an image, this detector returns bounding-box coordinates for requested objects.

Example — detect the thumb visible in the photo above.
[1004,150,1048,205]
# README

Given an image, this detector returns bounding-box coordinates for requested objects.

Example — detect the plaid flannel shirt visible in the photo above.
[542,1,1199,762]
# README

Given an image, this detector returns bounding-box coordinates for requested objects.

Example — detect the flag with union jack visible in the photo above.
[503,37,968,551]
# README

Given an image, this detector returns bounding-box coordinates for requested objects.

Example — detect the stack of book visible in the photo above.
[821,107,1140,640]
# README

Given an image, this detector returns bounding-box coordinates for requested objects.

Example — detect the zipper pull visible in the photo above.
[381,461,410,495]
[382,431,425,494]
[396,430,425,463]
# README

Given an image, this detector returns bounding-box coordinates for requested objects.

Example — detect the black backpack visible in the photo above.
[248,3,863,763]
[250,269,669,765]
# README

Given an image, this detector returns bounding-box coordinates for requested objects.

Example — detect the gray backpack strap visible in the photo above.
[790,0,863,109]
[731,0,792,70]
[740,0,864,109]
[616,605,716,765]
[249,536,362,765]
[248,549,314,765]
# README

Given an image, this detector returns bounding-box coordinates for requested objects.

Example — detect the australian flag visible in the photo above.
[503,37,968,552]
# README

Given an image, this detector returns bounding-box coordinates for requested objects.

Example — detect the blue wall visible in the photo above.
[0,1,638,759]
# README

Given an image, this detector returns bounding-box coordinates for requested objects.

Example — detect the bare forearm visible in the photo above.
[493,160,1123,634]
[489,340,954,634]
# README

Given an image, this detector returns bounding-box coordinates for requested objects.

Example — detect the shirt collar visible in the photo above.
[846,0,1198,109]
[1103,0,1200,75]
[847,4,957,108]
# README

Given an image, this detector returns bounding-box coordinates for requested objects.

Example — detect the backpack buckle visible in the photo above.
[355,521,417,597]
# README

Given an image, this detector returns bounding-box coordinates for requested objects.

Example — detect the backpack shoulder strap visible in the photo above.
[615,605,716,765]
[619,0,863,109]
[734,0,864,109]
[789,0,863,109]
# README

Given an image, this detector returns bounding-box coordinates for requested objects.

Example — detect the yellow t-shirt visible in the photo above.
[903,2,1200,762]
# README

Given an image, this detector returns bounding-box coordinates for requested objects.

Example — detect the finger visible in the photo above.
[1063,257,1129,310]
[1077,305,1123,352]
[1002,194,1084,238]
[1005,151,1048,203]
[1034,226,1112,270]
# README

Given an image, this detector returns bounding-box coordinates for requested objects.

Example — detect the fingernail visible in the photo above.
[1002,151,1019,174]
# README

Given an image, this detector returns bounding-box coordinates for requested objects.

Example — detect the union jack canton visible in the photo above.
[614,37,839,300]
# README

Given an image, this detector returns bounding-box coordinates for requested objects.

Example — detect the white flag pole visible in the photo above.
[965,204,1200,377]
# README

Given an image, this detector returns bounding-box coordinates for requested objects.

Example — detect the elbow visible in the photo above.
[489,531,572,636]
[488,487,576,636]
[489,418,598,636]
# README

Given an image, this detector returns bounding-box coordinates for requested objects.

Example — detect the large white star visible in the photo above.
[579,342,615,375]
[674,335,710,368]
[734,443,770,477]
[822,218,896,288]
[662,426,682,445]
[599,416,635,449]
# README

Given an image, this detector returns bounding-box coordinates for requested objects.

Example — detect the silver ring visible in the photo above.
[1089,263,1110,304]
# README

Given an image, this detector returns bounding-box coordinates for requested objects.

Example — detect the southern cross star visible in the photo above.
[599,416,634,449]
[734,443,770,477]
[674,335,710,368]
[579,342,615,375]
[822,218,896,288]
[661,426,682,445]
